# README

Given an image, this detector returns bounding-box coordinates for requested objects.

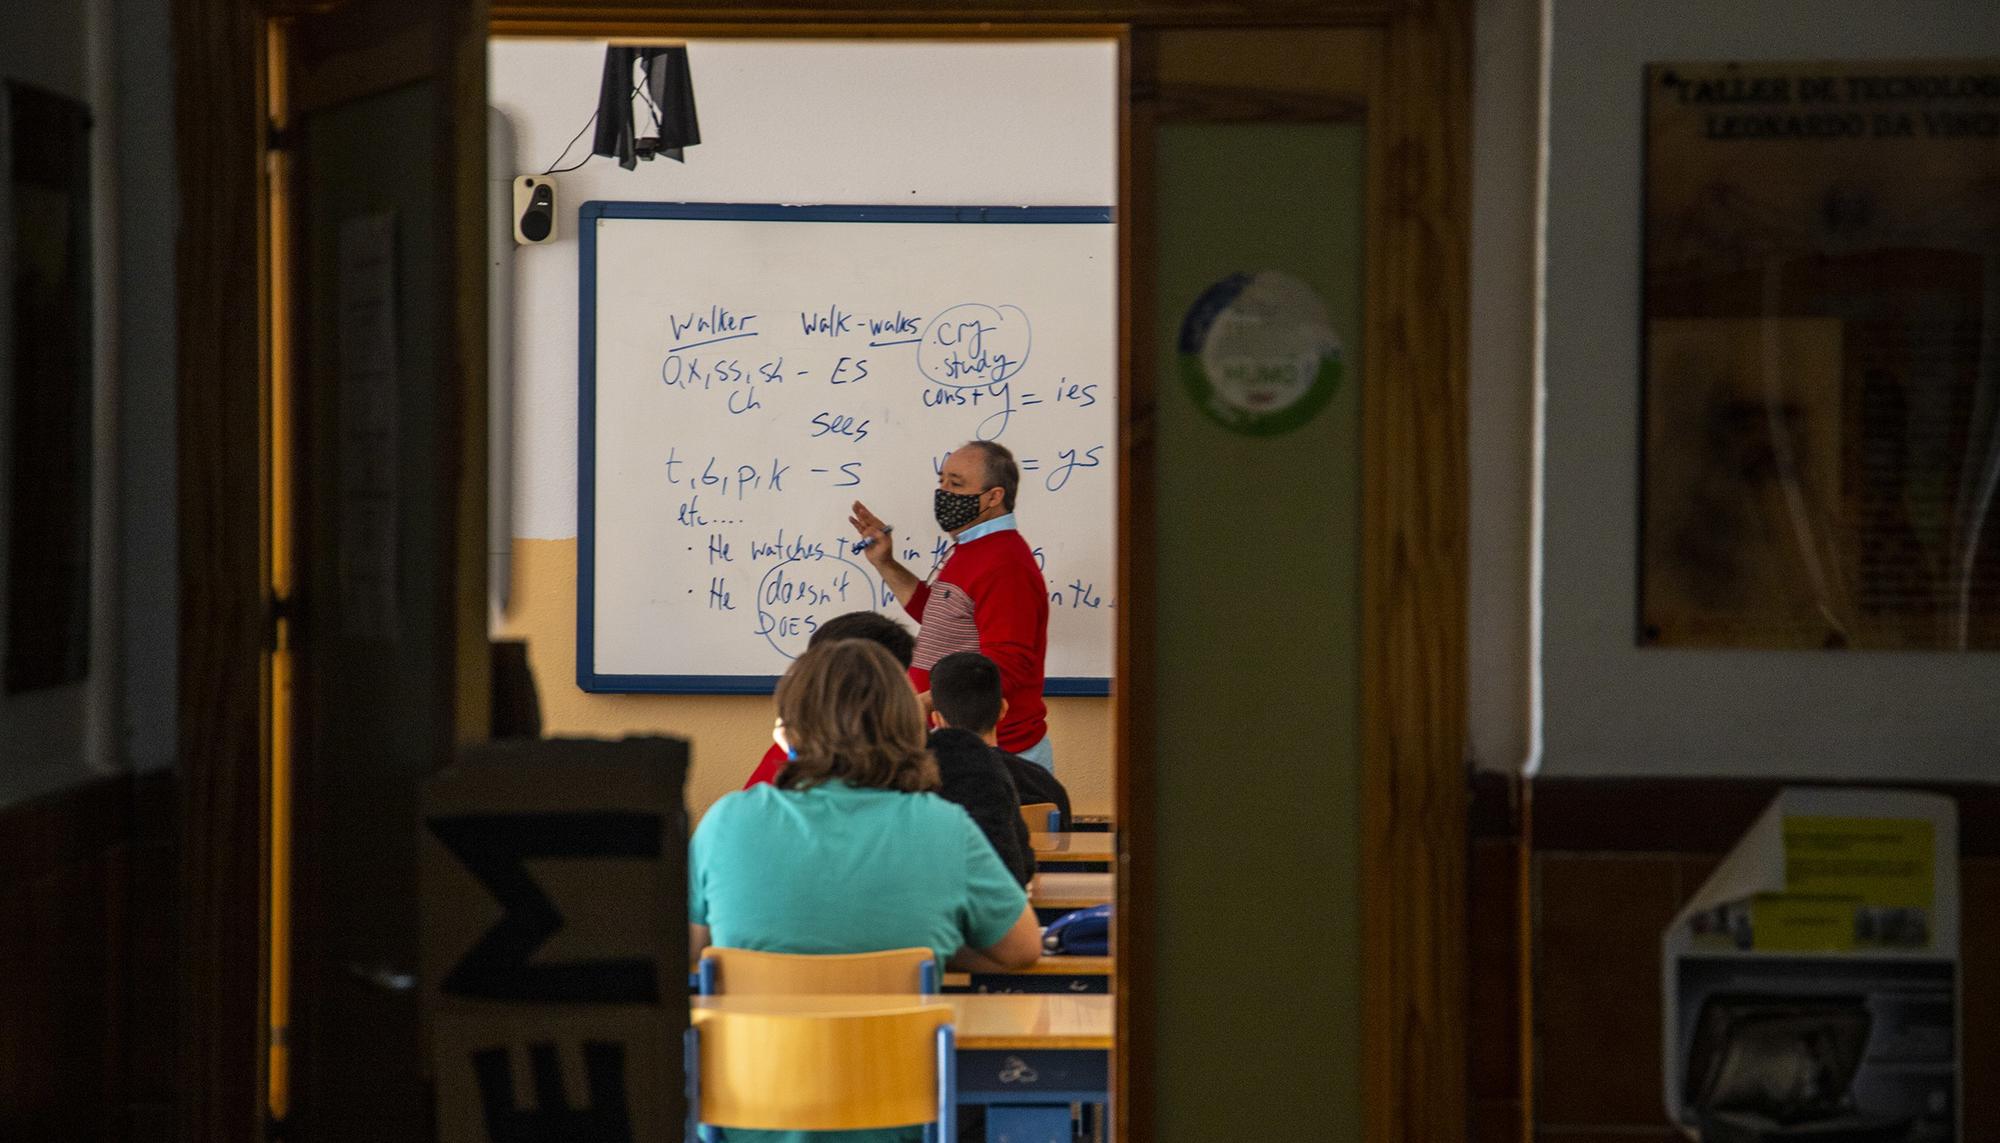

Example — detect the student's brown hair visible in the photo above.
[774,639,939,793]
[808,610,916,667]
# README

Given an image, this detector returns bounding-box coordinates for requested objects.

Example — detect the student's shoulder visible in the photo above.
[713,784,776,809]
[927,728,995,771]
[896,787,983,834]
[940,741,1019,793]
[1002,751,1067,795]
[699,784,781,828]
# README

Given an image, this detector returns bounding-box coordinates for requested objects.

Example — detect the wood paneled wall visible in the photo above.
[1470,775,2000,1143]
[0,774,177,1142]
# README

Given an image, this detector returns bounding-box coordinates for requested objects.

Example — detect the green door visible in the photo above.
[1151,120,1367,1139]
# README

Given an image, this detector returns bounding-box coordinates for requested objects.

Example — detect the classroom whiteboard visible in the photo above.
[578,202,1117,693]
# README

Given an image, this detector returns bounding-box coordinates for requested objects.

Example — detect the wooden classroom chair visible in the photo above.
[1018,802,1060,835]
[696,946,940,995]
[686,1005,957,1142]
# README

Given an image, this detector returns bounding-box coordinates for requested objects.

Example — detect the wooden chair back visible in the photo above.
[1019,801,1060,834]
[697,946,939,995]
[687,1005,954,1134]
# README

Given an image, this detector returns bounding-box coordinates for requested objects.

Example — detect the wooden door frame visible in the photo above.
[175,1,490,1140]
[1354,8,1470,1141]
[174,2,272,1140]
[179,3,1467,1141]
[1126,15,1468,1141]
[493,8,1470,1143]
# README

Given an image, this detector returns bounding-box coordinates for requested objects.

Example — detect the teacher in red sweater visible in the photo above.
[849,440,1055,771]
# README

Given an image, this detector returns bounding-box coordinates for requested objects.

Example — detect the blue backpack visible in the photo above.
[1042,903,1111,956]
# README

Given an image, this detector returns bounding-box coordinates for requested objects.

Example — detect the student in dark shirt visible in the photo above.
[926,724,1036,888]
[928,651,1073,830]
[927,652,1079,888]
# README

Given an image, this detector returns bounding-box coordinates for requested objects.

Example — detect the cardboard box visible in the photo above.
[421,737,689,1142]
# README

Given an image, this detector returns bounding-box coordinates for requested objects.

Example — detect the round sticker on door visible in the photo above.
[1177,270,1343,436]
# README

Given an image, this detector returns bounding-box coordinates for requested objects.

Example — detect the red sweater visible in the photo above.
[744,742,786,789]
[741,527,1050,788]
[906,527,1049,754]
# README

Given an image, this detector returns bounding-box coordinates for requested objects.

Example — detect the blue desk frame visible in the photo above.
[959,1047,1109,1143]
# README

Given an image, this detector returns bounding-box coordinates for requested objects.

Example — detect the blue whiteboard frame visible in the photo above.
[577,201,1116,695]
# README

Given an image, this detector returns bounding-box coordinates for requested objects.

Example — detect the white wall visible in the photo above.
[493,38,1119,541]
[1468,0,1544,773]
[1539,0,2000,777]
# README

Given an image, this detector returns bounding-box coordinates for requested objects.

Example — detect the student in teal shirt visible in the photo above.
[689,638,1041,1142]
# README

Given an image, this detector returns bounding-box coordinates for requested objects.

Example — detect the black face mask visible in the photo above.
[934,487,987,533]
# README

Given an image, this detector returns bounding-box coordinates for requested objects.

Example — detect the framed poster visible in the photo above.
[1,82,93,692]
[1640,60,2000,650]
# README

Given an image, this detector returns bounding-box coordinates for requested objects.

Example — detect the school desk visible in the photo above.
[692,993,1112,1143]
[946,954,1114,994]
[1030,832,1116,867]
[1030,871,1113,911]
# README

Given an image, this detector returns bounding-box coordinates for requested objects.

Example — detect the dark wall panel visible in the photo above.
[0,773,176,1140]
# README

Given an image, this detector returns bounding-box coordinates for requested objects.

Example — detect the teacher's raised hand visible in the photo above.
[848,500,921,606]
[847,501,894,567]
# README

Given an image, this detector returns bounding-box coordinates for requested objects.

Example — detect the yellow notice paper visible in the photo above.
[1749,817,1935,952]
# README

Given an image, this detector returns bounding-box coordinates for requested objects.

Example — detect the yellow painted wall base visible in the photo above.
[497,538,1113,821]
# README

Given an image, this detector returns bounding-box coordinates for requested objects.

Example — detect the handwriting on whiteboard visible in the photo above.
[646,300,1113,661]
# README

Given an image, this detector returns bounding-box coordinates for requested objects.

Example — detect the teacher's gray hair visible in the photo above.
[960,439,1020,511]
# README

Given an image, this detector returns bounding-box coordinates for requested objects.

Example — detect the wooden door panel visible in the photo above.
[282,2,486,1138]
